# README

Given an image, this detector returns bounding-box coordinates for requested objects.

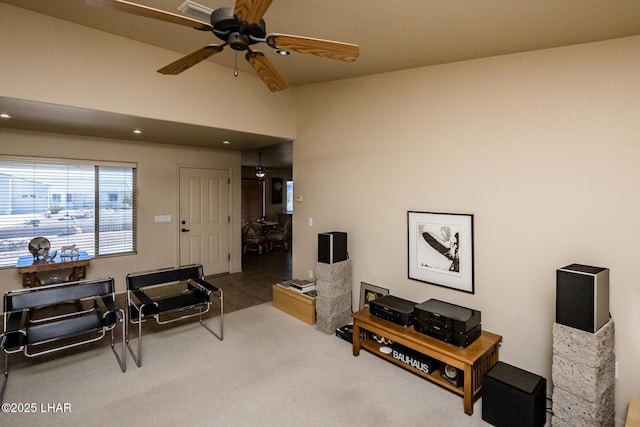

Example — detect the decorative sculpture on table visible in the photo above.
[43,250,57,263]
[28,237,51,260]
[60,244,80,258]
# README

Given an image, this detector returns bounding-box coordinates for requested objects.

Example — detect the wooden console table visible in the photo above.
[16,251,91,287]
[352,309,502,415]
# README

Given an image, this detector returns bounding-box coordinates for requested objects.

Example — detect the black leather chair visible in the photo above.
[125,264,223,367]
[1,277,126,403]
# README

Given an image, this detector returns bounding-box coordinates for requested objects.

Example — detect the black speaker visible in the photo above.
[318,232,347,264]
[556,264,609,333]
[482,362,546,427]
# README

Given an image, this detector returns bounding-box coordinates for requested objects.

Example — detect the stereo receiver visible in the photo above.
[369,295,417,327]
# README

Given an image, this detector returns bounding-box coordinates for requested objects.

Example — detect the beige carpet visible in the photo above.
[1,303,492,426]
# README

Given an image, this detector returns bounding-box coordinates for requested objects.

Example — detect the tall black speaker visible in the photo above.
[556,264,609,333]
[318,232,347,264]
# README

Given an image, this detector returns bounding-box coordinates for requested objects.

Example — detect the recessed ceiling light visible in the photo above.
[0,113,12,119]
[133,129,143,134]
[275,49,291,56]
[222,140,231,145]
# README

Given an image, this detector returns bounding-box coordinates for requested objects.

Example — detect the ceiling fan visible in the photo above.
[85,0,360,91]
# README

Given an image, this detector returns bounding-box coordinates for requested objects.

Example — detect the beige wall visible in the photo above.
[0,129,243,290]
[293,36,640,424]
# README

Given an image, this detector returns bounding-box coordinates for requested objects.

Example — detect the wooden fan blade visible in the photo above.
[234,0,273,25]
[158,45,223,75]
[246,51,288,92]
[267,34,359,62]
[85,0,212,31]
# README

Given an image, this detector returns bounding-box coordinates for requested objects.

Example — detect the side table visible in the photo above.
[16,251,91,287]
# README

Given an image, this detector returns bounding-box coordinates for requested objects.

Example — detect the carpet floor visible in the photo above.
[1,302,493,426]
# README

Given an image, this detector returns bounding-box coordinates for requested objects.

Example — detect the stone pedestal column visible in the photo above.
[315,260,352,334]
[551,320,615,427]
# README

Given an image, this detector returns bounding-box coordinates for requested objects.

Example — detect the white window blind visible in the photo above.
[0,157,136,268]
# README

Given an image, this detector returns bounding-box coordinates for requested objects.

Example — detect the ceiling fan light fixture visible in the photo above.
[177,0,213,22]
[255,151,266,178]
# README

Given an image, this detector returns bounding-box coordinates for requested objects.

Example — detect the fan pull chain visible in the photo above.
[234,52,239,77]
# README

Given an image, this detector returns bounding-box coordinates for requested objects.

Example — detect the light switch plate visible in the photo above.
[154,215,172,223]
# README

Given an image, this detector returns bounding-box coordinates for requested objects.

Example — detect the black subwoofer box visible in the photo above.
[556,263,609,333]
[482,362,546,427]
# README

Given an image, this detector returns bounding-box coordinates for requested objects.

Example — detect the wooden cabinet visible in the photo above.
[351,309,501,415]
[272,284,316,325]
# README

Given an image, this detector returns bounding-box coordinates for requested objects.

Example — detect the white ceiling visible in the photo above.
[2,0,640,166]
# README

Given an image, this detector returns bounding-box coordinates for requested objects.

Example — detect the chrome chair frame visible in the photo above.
[0,278,126,403]
[125,264,223,367]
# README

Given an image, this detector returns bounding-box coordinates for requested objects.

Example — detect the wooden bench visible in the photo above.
[125,264,223,367]
[1,277,126,402]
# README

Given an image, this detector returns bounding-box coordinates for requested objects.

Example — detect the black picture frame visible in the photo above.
[407,211,474,293]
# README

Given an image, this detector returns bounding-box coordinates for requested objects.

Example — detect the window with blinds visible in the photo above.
[0,157,136,268]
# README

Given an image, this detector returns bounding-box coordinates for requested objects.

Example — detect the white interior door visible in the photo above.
[179,167,230,275]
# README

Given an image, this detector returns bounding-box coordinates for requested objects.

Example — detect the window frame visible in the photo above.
[0,155,137,268]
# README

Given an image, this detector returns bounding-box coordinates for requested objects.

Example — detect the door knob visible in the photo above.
[181,228,190,232]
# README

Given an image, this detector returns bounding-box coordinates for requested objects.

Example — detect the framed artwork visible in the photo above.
[407,211,474,293]
[271,178,283,204]
[359,282,389,310]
